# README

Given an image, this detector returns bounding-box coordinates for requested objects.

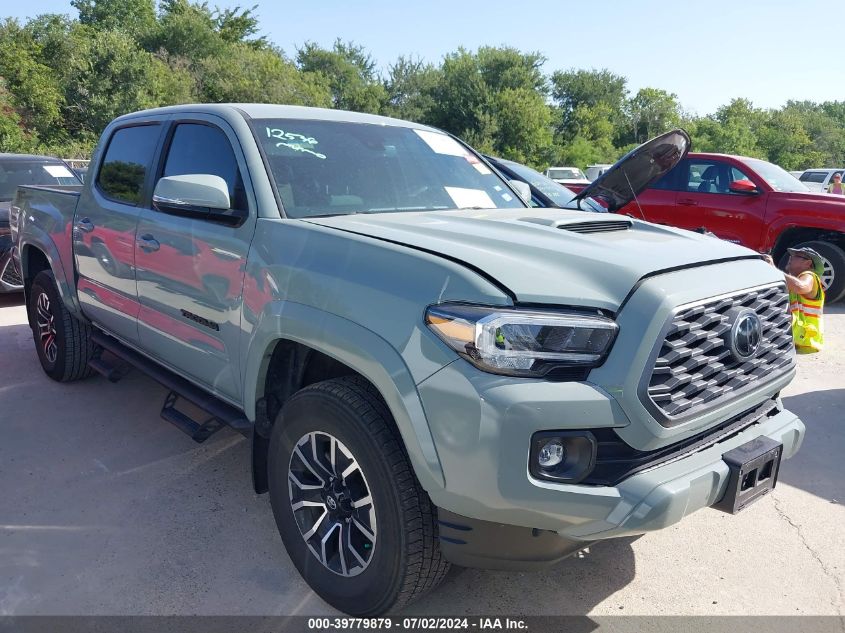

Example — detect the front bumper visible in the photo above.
[418,359,804,542]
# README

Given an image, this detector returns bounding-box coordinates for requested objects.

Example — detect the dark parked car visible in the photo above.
[0,154,81,292]
[484,155,607,212]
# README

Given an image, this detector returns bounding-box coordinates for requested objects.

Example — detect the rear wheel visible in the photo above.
[779,240,845,302]
[267,376,449,615]
[29,270,96,381]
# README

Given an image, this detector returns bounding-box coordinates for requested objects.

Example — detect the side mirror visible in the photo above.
[509,179,532,203]
[153,174,247,226]
[728,179,758,194]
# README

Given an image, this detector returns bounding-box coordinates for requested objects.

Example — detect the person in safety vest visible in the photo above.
[763,247,825,353]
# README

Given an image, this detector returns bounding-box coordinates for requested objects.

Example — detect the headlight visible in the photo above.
[425,303,618,378]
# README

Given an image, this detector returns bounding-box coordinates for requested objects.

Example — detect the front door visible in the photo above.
[697,162,768,249]
[134,117,257,403]
[75,122,164,343]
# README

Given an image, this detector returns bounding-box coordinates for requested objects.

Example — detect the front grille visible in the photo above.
[560,220,632,234]
[1,258,22,287]
[645,283,794,423]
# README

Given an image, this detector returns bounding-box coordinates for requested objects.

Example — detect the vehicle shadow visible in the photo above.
[779,388,845,502]
[407,538,637,616]
[0,292,25,308]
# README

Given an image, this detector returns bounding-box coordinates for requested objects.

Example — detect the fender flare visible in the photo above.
[243,300,446,492]
[20,234,83,318]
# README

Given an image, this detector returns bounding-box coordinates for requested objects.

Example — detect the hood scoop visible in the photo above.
[518,216,633,233]
[559,220,632,234]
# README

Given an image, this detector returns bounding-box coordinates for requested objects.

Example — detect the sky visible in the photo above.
[4,0,841,116]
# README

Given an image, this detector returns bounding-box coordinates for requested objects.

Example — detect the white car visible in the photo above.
[585,163,614,181]
[798,168,845,192]
[544,166,589,185]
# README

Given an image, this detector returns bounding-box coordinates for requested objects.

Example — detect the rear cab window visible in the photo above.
[96,125,161,205]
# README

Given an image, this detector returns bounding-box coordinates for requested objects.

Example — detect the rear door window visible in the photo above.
[97,125,161,205]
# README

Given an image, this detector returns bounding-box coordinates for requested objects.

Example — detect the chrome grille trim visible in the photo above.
[640,282,795,426]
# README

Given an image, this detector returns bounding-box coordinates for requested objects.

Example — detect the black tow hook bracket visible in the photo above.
[160,391,226,443]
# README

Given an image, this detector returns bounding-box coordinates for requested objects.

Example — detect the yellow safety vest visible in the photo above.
[789,271,824,354]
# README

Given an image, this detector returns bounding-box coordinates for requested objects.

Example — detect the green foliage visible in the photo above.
[1,3,844,172]
[382,56,441,123]
[199,44,330,106]
[71,0,156,38]
[296,40,386,113]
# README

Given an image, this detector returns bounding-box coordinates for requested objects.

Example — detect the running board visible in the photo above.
[161,391,227,443]
[87,356,131,383]
[91,329,252,441]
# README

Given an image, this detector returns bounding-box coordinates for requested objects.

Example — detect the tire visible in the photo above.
[267,376,450,615]
[29,270,96,382]
[781,240,845,303]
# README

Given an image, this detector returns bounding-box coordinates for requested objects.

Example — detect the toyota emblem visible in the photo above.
[728,309,763,361]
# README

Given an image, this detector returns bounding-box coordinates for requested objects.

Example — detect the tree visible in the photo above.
[493,87,552,166]
[382,56,440,123]
[426,47,553,164]
[0,82,34,152]
[626,87,682,143]
[551,68,628,140]
[71,0,155,38]
[296,40,386,113]
[200,43,331,107]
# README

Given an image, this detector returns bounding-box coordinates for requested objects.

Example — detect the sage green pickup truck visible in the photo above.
[10,104,805,615]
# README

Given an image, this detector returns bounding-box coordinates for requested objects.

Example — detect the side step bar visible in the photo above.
[91,329,252,441]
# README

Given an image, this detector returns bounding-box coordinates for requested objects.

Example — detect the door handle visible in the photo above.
[137,234,160,253]
[677,198,698,206]
[75,218,94,233]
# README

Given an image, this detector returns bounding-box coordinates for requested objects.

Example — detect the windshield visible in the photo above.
[547,168,585,180]
[0,160,81,201]
[255,119,525,217]
[745,159,810,193]
[501,160,605,213]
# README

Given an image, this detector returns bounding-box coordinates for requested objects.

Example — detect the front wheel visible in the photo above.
[28,270,96,381]
[267,376,449,615]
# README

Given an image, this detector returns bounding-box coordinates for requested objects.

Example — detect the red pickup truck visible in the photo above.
[571,152,845,302]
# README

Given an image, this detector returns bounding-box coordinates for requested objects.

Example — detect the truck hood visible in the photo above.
[304,209,756,311]
[573,129,690,212]
[773,189,845,209]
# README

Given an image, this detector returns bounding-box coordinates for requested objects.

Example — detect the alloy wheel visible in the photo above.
[288,431,377,577]
[35,292,58,364]
[820,256,834,291]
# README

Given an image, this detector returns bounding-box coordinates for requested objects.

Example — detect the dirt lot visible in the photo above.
[1,292,843,617]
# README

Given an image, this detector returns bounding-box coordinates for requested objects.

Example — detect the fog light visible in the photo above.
[529,431,597,483]
[538,440,565,468]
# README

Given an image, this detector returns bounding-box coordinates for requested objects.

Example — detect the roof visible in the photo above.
[687,152,762,161]
[115,103,442,132]
[0,153,65,162]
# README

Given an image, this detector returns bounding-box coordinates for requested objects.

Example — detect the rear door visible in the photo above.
[134,115,257,403]
[617,166,694,228]
[75,122,164,342]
